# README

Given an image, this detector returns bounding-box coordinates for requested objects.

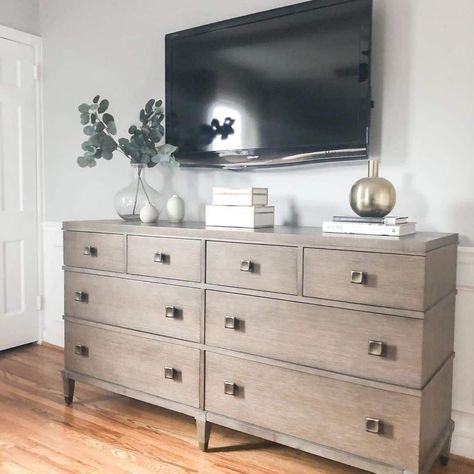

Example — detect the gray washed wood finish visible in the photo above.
[63,231,125,273]
[65,320,200,407]
[205,290,453,388]
[63,220,458,254]
[62,220,458,474]
[205,351,422,473]
[65,271,202,342]
[206,241,298,295]
[127,235,201,282]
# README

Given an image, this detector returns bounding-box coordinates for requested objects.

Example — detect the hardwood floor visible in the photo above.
[0,345,472,474]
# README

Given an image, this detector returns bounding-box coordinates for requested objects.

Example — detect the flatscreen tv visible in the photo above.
[165,0,372,169]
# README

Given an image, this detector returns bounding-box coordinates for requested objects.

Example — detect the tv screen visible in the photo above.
[165,0,372,169]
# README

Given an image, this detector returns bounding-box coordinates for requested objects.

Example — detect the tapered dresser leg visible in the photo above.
[63,372,75,405]
[196,419,211,452]
[440,431,452,466]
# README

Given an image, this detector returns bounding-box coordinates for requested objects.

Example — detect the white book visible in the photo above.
[212,187,268,206]
[206,205,274,228]
[322,221,416,237]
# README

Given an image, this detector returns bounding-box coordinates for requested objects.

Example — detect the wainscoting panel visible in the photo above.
[42,222,64,346]
[41,222,474,459]
[451,247,474,459]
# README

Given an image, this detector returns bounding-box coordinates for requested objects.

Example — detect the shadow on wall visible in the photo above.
[370,0,414,166]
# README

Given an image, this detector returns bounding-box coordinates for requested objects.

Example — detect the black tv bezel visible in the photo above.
[165,0,373,169]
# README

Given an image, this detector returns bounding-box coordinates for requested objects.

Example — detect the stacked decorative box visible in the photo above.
[205,187,274,228]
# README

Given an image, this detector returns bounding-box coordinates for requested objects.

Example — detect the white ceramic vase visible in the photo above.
[166,195,185,223]
[139,202,159,223]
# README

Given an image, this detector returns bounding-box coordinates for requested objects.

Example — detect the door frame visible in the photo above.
[0,25,44,343]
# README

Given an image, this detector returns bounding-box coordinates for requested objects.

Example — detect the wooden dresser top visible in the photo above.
[63,220,458,255]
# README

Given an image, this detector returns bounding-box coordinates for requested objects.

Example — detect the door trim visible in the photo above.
[0,25,44,343]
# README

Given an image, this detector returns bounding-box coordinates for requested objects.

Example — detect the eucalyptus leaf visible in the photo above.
[93,95,100,104]
[145,99,155,113]
[77,156,87,167]
[78,103,89,113]
[83,125,95,136]
[91,113,97,124]
[157,143,177,156]
[96,122,105,133]
[102,113,113,125]
[90,134,101,147]
[81,141,94,152]
[102,151,113,160]
[98,99,109,113]
[139,109,146,123]
[107,121,117,135]
[80,113,90,125]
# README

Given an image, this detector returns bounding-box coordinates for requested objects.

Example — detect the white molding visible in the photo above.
[0,25,41,47]
[457,247,474,292]
[0,26,44,344]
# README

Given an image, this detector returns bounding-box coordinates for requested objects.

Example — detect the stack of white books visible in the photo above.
[206,187,274,228]
[323,215,416,236]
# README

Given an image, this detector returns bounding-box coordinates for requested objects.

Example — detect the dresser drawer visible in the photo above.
[206,241,298,295]
[65,321,200,407]
[64,231,124,272]
[205,353,420,472]
[127,236,201,282]
[206,291,427,387]
[303,248,426,310]
[65,272,201,342]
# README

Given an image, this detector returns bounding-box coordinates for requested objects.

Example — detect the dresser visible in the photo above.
[62,220,458,474]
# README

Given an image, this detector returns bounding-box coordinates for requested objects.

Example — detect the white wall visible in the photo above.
[0,0,40,35]
[39,0,474,245]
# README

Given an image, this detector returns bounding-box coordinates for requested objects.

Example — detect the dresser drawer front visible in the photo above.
[206,353,420,471]
[65,272,201,342]
[206,241,298,295]
[64,231,124,272]
[303,248,426,310]
[206,291,424,387]
[65,321,200,407]
[127,236,201,282]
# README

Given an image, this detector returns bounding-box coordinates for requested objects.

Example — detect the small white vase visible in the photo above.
[140,202,158,223]
[167,195,185,223]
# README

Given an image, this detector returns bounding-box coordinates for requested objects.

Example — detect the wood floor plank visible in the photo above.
[0,344,472,474]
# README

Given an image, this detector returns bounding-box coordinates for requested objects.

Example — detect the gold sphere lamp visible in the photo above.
[350,160,396,217]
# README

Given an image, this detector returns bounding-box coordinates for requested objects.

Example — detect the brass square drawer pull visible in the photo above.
[83,246,97,257]
[368,340,386,357]
[224,381,237,395]
[351,270,366,284]
[165,306,177,319]
[164,367,175,379]
[74,344,89,357]
[224,316,238,329]
[240,260,253,272]
[154,252,167,264]
[74,291,88,303]
[366,417,384,434]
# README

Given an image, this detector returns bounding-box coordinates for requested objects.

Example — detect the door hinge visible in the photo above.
[37,295,43,311]
[33,64,40,81]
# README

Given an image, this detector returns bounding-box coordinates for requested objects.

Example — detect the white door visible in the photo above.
[0,36,39,350]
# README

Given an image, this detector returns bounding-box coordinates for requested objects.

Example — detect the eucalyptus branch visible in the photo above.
[76,96,177,169]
